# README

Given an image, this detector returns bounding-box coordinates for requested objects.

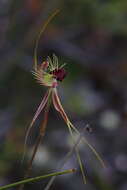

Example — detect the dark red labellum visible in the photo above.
[50,68,67,81]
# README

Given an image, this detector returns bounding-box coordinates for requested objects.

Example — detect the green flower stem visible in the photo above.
[0,169,76,190]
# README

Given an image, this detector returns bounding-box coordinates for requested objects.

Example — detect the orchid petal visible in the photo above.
[44,128,87,190]
[40,61,49,70]
[69,122,106,168]
[52,88,87,184]
[52,88,68,123]
[32,70,54,87]
[30,89,51,128]
[52,88,105,174]
[22,89,51,162]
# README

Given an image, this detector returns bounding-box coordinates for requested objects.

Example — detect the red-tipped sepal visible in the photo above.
[52,88,69,123]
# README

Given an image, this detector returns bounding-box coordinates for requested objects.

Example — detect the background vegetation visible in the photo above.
[0,0,127,189]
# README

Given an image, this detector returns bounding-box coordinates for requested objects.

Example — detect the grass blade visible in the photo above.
[0,169,75,190]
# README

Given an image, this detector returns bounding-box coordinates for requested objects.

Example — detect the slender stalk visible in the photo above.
[34,9,60,70]
[67,122,87,184]
[26,103,50,177]
[19,97,51,190]
[0,169,76,190]
[69,122,106,168]
[44,128,86,190]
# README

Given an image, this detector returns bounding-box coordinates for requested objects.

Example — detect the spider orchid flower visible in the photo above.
[24,54,105,185]
[31,54,68,127]
[22,11,105,189]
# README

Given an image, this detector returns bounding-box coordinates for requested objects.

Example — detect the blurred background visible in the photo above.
[0,0,127,189]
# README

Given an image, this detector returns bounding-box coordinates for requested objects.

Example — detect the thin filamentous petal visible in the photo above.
[52,88,68,122]
[53,54,58,69]
[69,122,106,168]
[32,69,54,87]
[52,88,105,175]
[22,89,51,162]
[52,88,87,184]
[30,89,51,127]
[47,56,54,71]
[44,127,87,190]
